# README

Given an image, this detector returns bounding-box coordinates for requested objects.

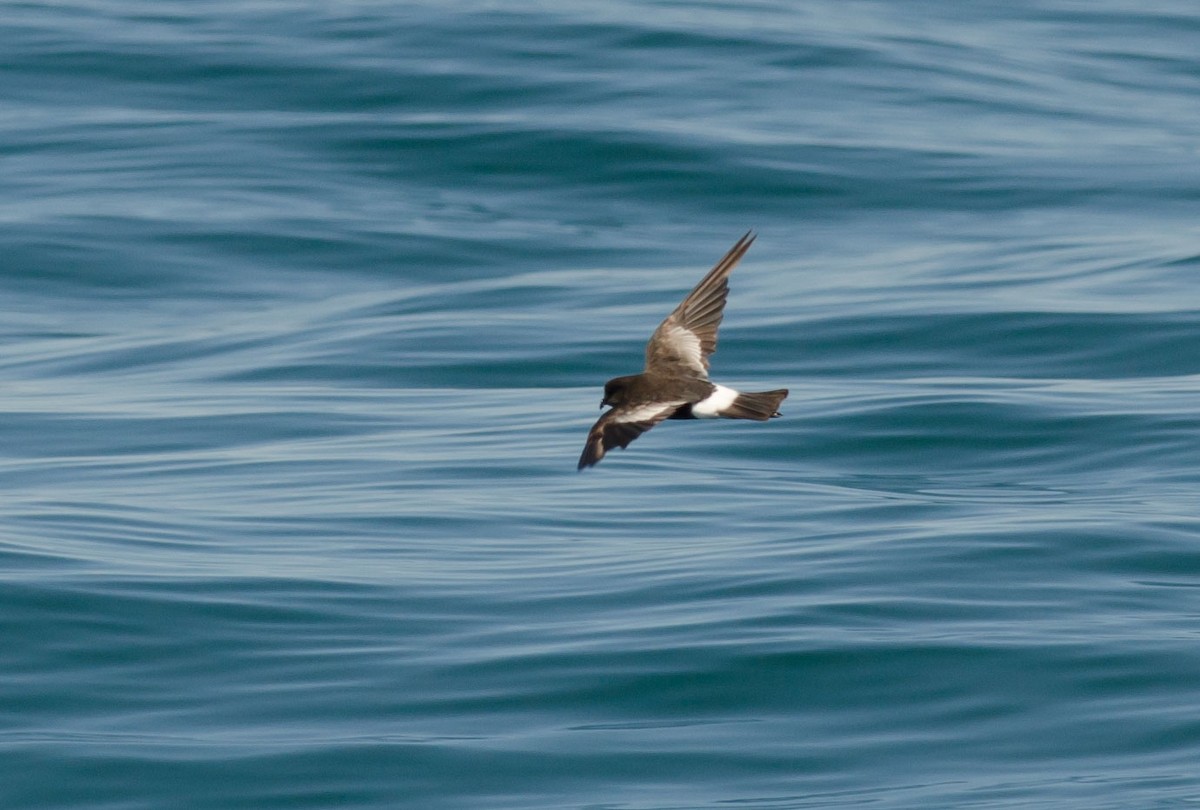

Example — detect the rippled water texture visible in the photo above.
[4,1,1200,807]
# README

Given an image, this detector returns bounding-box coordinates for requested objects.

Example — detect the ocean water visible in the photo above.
[4,1,1200,807]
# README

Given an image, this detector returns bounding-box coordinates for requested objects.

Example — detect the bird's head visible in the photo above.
[601,375,638,409]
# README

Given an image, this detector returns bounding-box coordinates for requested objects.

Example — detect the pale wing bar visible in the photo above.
[577,401,684,469]
[644,231,755,375]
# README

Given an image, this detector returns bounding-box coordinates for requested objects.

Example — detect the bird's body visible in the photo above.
[578,232,788,469]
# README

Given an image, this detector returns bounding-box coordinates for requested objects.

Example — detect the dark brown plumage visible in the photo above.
[578,232,788,469]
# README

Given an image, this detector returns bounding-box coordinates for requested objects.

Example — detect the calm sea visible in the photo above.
[4,1,1200,807]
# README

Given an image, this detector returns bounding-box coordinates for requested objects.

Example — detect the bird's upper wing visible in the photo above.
[577,400,685,469]
[644,231,755,378]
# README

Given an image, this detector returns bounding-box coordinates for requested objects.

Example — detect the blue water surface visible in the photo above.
[3,1,1200,808]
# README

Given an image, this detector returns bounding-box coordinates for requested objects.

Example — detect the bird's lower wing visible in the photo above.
[577,402,683,469]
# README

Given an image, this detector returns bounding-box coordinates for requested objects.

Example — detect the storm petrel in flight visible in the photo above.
[578,231,788,469]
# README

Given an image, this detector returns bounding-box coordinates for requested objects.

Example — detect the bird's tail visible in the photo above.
[722,389,788,421]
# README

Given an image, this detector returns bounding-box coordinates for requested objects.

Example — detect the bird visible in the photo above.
[578,231,788,469]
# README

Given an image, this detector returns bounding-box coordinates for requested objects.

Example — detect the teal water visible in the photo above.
[4,2,1200,807]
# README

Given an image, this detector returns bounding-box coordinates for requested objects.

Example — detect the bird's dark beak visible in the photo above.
[599,401,606,409]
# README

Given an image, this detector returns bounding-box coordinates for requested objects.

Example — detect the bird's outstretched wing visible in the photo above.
[644,231,755,378]
[577,401,684,469]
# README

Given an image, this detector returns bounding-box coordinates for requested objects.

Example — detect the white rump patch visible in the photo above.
[691,384,739,418]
